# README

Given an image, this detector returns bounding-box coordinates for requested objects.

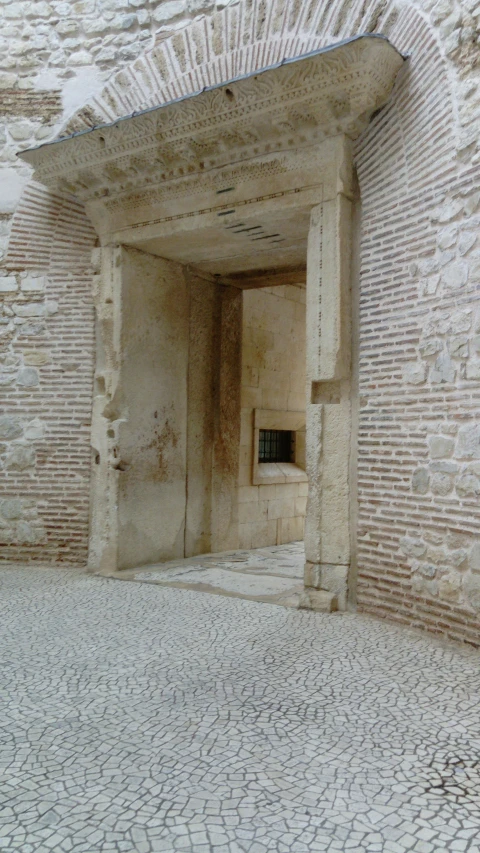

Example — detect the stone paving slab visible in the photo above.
[119,542,305,608]
[0,563,480,852]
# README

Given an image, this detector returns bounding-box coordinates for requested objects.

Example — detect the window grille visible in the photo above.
[258,429,294,463]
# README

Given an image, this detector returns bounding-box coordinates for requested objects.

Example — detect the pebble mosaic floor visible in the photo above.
[0,552,480,852]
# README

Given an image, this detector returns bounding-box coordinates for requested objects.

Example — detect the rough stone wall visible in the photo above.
[0,186,95,561]
[239,284,307,549]
[1,0,480,643]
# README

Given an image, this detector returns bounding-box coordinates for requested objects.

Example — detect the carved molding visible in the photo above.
[19,37,403,208]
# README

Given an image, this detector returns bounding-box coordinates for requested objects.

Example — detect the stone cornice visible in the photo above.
[19,36,404,204]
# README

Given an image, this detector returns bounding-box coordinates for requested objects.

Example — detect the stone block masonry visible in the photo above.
[238,283,307,550]
[1,0,480,645]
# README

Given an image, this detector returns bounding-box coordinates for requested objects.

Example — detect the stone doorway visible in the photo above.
[20,36,404,610]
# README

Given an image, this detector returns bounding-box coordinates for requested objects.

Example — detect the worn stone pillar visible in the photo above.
[302,184,353,612]
[88,245,190,573]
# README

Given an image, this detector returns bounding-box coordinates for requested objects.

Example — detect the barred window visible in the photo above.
[258,429,294,464]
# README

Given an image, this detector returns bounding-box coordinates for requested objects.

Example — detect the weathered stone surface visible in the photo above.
[13,303,45,318]
[24,419,45,440]
[15,520,38,544]
[403,361,427,384]
[430,460,458,473]
[412,561,436,578]
[411,574,438,597]
[304,561,322,589]
[21,350,50,366]
[430,353,456,383]
[466,359,480,379]
[412,467,430,494]
[439,573,461,601]
[431,473,453,495]
[0,498,23,520]
[448,336,469,358]
[455,473,480,496]
[400,536,427,558]
[458,231,476,255]
[456,423,480,458]
[0,415,22,440]
[5,445,36,470]
[463,573,480,611]
[470,542,480,573]
[16,367,39,387]
[419,338,443,357]
[442,260,469,289]
[152,1,186,24]
[0,275,17,292]
[428,435,454,458]
[20,275,47,292]
[298,588,338,612]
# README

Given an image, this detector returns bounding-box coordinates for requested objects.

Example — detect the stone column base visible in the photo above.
[299,588,338,612]
[304,561,349,610]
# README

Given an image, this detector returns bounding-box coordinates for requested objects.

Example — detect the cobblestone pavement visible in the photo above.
[1,559,480,853]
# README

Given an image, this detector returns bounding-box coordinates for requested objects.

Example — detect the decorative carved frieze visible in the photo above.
[19,36,403,209]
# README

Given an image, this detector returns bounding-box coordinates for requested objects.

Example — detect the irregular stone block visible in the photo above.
[430,461,458,473]
[17,368,39,387]
[463,573,480,612]
[442,260,468,289]
[412,561,436,578]
[400,536,427,558]
[5,445,36,470]
[419,338,442,357]
[403,361,426,384]
[430,353,456,384]
[437,224,458,250]
[21,350,50,366]
[466,359,480,380]
[455,473,480,497]
[15,521,38,545]
[24,419,45,440]
[0,498,23,520]
[0,415,23,440]
[428,435,454,458]
[448,336,469,358]
[439,573,461,601]
[412,574,438,597]
[456,423,480,459]
[153,1,186,24]
[412,467,429,494]
[431,473,453,495]
[469,542,480,573]
[20,275,47,293]
[0,276,17,292]
[13,303,46,318]
[458,232,476,256]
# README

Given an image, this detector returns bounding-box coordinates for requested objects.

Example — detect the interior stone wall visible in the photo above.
[238,284,307,550]
[1,0,480,643]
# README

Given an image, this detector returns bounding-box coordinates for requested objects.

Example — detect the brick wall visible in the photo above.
[0,185,95,563]
[353,6,480,646]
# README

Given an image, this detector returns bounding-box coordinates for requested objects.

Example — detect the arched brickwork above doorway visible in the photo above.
[3,0,480,646]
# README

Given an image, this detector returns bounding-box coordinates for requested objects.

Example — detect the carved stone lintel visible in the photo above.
[19,37,403,209]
